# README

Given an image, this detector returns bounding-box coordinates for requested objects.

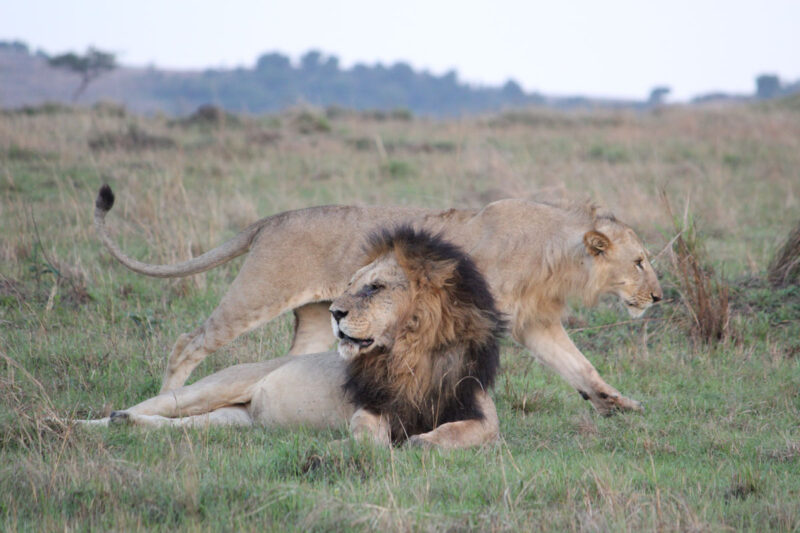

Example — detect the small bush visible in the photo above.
[768,219,800,287]
[5,102,73,116]
[92,101,127,117]
[382,159,414,179]
[348,137,373,151]
[324,105,350,119]
[663,195,731,344]
[3,144,50,161]
[88,124,176,151]
[389,108,413,121]
[171,104,240,128]
[293,110,331,134]
[588,143,629,164]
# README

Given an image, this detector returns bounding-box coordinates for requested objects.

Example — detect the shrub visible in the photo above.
[382,159,414,179]
[171,104,241,128]
[663,195,731,344]
[293,110,331,134]
[88,125,176,151]
[768,219,800,287]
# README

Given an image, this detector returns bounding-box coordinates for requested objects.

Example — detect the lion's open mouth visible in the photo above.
[338,330,374,348]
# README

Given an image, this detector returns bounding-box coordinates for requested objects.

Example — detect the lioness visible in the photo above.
[95,185,661,414]
[85,228,503,449]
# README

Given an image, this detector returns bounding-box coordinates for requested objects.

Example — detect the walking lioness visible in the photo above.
[94,185,661,415]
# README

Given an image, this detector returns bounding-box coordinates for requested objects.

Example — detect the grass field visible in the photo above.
[1,102,799,531]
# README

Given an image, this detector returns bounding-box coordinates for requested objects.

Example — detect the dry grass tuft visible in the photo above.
[662,194,731,345]
[88,124,176,151]
[170,104,241,128]
[768,219,800,287]
[724,470,761,502]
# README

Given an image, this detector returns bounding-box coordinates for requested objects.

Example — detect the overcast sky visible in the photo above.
[2,0,798,100]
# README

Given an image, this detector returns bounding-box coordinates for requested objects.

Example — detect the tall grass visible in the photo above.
[1,103,799,530]
[768,218,800,287]
[662,194,731,344]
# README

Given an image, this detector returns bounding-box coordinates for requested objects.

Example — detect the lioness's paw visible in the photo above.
[109,411,132,425]
[590,393,643,416]
[614,395,644,413]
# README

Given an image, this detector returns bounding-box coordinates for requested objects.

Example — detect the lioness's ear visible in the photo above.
[584,230,611,256]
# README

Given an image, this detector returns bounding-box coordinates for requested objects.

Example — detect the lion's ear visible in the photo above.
[583,230,611,256]
[424,259,459,288]
[401,252,458,289]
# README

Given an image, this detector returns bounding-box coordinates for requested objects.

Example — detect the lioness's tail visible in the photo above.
[94,184,261,278]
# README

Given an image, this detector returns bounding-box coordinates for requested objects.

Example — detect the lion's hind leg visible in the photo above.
[128,359,291,418]
[109,406,253,428]
[110,406,252,428]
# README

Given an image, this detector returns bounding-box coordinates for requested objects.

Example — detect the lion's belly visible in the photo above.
[248,352,355,429]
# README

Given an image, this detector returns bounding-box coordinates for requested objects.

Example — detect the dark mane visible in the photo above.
[343,226,505,443]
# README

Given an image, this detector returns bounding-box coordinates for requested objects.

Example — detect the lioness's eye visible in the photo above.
[635,259,644,270]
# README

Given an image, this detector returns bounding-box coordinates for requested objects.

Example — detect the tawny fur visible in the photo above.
[80,228,503,449]
[94,187,661,415]
[337,228,503,441]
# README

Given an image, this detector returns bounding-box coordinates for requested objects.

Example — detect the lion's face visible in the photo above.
[329,254,411,360]
[585,223,663,318]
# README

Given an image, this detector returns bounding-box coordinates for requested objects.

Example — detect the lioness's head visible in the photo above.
[584,219,663,318]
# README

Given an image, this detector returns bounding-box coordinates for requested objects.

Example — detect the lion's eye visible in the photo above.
[363,283,384,296]
[635,259,644,270]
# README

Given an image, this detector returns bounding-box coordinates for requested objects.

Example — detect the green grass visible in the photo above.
[1,104,800,531]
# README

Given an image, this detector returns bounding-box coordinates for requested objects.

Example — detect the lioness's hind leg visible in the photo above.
[161,300,292,393]
[289,302,336,355]
[161,226,339,392]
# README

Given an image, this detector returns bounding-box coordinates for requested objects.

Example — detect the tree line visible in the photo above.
[2,40,798,115]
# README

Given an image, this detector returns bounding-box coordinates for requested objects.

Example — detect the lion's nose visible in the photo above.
[651,292,662,303]
[331,309,348,322]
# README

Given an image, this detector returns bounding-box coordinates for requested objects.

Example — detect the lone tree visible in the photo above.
[755,74,781,99]
[48,47,116,101]
[648,86,671,106]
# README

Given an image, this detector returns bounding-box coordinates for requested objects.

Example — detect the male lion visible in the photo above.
[95,185,662,415]
[84,228,504,449]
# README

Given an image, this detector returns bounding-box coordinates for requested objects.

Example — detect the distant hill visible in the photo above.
[0,43,554,116]
[0,41,653,116]
[3,40,797,116]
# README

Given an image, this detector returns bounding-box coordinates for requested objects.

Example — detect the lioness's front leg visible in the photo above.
[408,390,500,449]
[289,302,336,355]
[522,322,642,415]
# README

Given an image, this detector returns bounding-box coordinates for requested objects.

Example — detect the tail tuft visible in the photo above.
[96,184,115,212]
